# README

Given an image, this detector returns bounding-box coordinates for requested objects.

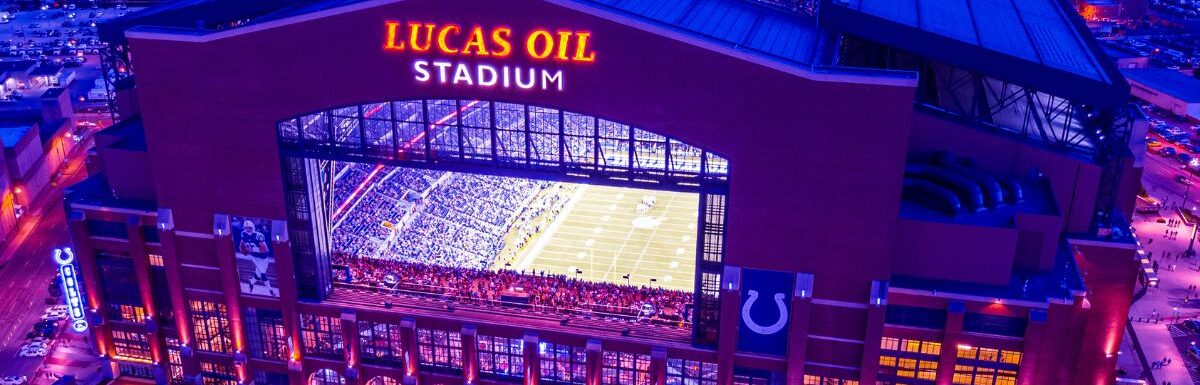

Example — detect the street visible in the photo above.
[0,139,98,383]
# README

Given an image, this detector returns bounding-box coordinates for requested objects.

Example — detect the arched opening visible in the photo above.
[367,376,401,385]
[309,368,346,385]
[279,99,728,344]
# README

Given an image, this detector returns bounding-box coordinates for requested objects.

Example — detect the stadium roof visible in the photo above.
[108,0,1125,105]
[1121,68,1200,103]
[821,0,1128,106]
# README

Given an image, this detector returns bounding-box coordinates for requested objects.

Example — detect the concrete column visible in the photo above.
[524,332,540,385]
[68,210,114,374]
[650,347,667,385]
[126,215,164,365]
[212,215,248,384]
[858,280,888,385]
[585,339,601,385]
[154,209,200,378]
[400,318,421,383]
[935,302,965,385]
[785,273,814,385]
[716,266,742,385]
[461,325,478,384]
[342,310,362,385]
[271,235,303,365]
[1017,310,1047,385]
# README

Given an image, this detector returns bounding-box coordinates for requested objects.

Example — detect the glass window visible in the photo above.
[112,330,152,362]
[359,320,405,365]
[200,362,237,385]
[666,358,717,385]
[246,308,289,360]
[310,368,346,385]
[189,300,231,353]
[478,335,524,378]
[416,328,462,370]
[539,342,586,385]
[300,313,344,358]
[601,351,650,385]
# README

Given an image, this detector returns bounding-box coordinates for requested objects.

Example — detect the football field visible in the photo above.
[511,184,699,292]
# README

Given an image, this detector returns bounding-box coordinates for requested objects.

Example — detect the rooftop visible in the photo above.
[65,174,158,213]
[106,0,1123,105]
[890,240,1085,304]
[1121,67,1200,103]
[0,60,37,73]
[29,64,64,77]
[0,123,34,149]
[821,0,1127,106]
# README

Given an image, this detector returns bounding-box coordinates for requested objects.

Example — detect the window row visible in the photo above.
[880,337,942,356]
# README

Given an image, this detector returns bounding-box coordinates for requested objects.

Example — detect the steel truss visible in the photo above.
[277,99,730,193]
[99,43,134,122]
[278,99,729,346]
[837,37,1135,232]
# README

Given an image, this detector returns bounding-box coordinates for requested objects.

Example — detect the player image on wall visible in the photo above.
[232,216,279,297]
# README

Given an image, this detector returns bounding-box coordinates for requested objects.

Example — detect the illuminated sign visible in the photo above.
[53,247,89,332]
[384,22,596,92]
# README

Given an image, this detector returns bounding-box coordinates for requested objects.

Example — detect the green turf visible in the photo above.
[509,184,699,292]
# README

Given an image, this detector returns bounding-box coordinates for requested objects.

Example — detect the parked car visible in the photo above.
[1180,153,1194,164]
[0,375,28,385]
[1161,147,1178,157]
[17,347,47,357]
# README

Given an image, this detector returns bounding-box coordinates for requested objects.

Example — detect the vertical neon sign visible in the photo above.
[53,247,89,332]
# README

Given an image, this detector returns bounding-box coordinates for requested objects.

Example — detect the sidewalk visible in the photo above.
[1128,207,1200,385]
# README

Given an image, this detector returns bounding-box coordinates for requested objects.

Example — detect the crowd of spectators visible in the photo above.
[331,253,693,326]
[331,162,548,268]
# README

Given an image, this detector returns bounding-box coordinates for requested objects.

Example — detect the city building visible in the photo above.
[68,1,1144,385]
[1074,0,1149,20]
[1102,45,1151,69]
[1122,68,1200,120]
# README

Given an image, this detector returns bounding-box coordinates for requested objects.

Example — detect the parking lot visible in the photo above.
[0,4,135,63]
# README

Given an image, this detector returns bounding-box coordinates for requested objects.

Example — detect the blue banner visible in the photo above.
[737,269,794,356]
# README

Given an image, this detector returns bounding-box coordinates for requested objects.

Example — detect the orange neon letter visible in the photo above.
[384,21,405,50]
[526,29,555,60]
[462,26,490,56]
[491,27,513,57]
[573,31,596,62]
[408,22,435,52]
[436,24,462,54]
[554,31,573,61]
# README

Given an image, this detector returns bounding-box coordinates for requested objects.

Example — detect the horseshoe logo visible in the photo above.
[742,290,788,335]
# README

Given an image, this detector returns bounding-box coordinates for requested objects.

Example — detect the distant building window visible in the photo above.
[112,330,151,362]
[299,313,343,359]
[885,305,948,329]
[539,342,586,385]
[200,362,238,385]
[358,320,405,365]
[98,253,143,322]
[878,337,940,382]
[166,338,184,384]
[189,300,231,353]
[149,254,164,267]
[254,371,290,385]
[117,362,154,379]
[734,368,779,385]
[245,308,288,360]
[666,358,717,385]
[477,335,524,378]
[802,375,858,385]
[143,225,161,243]
[962,313,1026,337]
[416,328,462,371]
[600,351,650,385]
[953,345,1020,384]
[87,219,128,239]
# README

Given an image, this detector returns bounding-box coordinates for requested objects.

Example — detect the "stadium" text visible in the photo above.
[413,60,564,91]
